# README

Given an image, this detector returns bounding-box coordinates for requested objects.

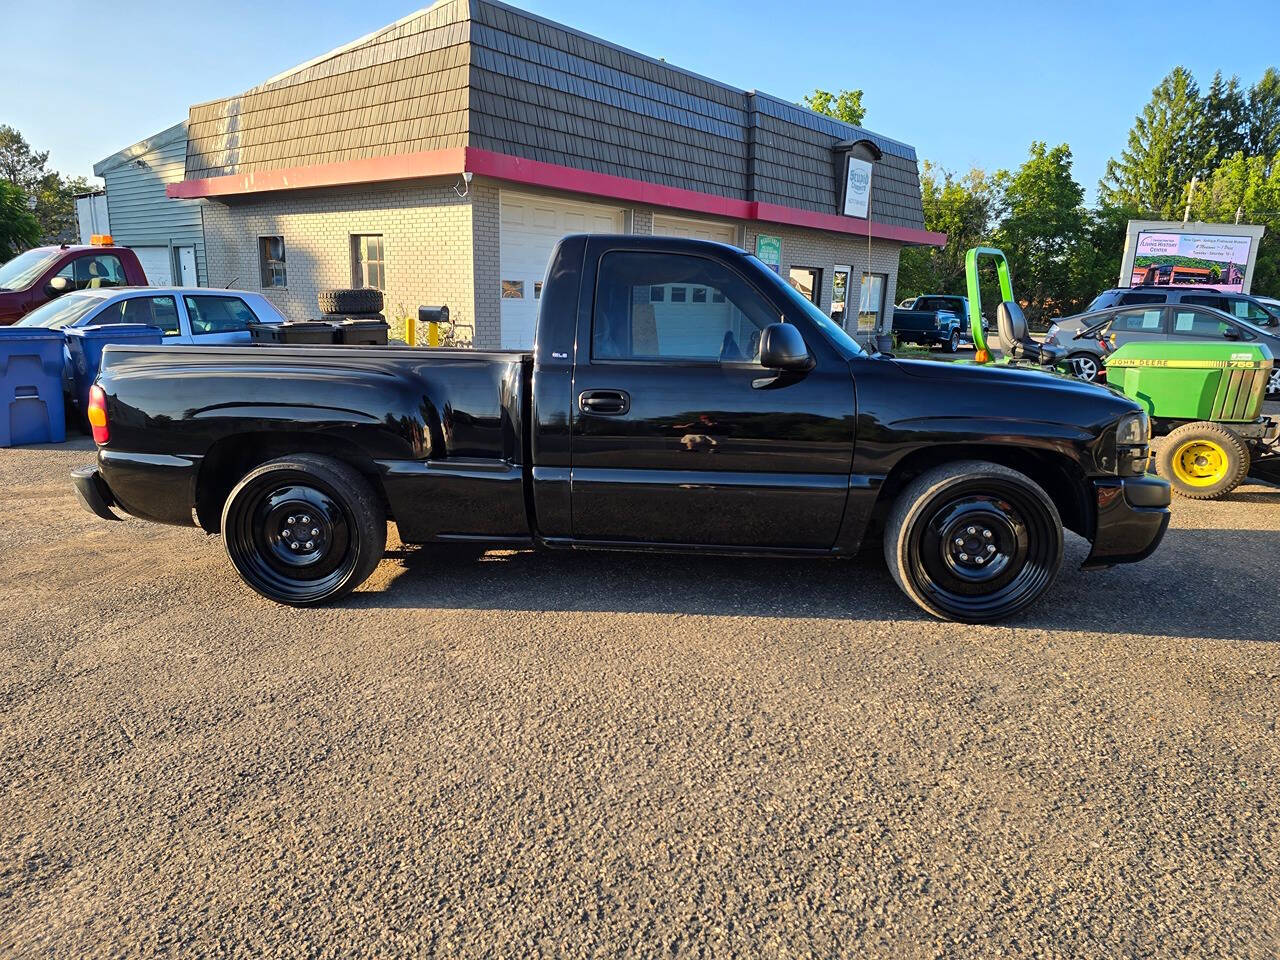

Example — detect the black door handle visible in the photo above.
[578,389,630,415]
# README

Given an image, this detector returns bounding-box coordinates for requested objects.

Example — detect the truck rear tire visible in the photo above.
[883,461,1064,623]
[318,288,383,315]
[1155,421,1250,500]
[221,454,386,606]
[947,330,960,353]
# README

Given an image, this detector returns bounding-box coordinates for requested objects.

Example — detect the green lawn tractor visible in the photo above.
[964,246,1280,500]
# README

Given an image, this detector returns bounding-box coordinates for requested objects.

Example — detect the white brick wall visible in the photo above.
[201,179,475,332]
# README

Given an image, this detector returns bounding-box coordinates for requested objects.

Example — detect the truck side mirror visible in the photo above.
[758,322,813,372]
[45,276,72,298]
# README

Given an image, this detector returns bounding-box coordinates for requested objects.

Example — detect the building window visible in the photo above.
[502,280,525,299]
[788,267,822,305]
[351,234,385,290]
[259,236,286,288]
[832,265,852,327]
[857,273,887,332]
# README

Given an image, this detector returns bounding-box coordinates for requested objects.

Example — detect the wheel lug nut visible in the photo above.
[987,544,996,553]
[960,553,969,561]
[983,529,993,539]
[305,541,315,550]
[975,556,985,564]
[954,538,964,546]
[311,528,320,536]
[967,526,977,535]
[290,542,299,550]
[287,516,296,524]
[301,515,311,524]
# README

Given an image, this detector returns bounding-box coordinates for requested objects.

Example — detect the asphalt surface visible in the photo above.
[3,427,1280,959]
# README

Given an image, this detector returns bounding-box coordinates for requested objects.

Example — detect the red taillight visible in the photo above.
[87,385,109,444]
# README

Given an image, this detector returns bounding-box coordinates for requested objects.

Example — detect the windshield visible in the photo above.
[750,257,866,357]
[15,292,104,329]
[0,248,58,291]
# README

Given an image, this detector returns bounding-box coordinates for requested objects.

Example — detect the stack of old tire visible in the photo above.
[250,289,391,345]
[319,288,390,345]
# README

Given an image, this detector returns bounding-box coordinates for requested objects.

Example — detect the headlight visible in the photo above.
[1114,411,1151,475]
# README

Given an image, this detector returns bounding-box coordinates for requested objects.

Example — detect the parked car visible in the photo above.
[1046,301,1280,398]
[892,294,978,352]
[73,235,1170,624]
[0,240,148,324]
[1086,287,1280,329]
[15,287,286,344]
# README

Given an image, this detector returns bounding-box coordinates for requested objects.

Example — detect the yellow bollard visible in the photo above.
[405,315,417,346]
[427,321,441,347]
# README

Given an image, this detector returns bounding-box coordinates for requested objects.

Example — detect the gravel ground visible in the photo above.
[2,428,1279,959]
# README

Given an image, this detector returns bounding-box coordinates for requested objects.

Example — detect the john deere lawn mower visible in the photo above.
[964,246,1280,500]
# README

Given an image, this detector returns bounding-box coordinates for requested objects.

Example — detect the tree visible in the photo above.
[1205,71,1247,164]
[0,180,41,260]
[896,162,994,298]
[0,125,88,244]
[1246,67,1280,163]
[1190,149,1280,294]
[802,88,867,126]
[993,142,1089,323]
[1100,67,1214,217]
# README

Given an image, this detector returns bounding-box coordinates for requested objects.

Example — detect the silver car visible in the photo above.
[1045,302,1280,398]
[15,286,286,344]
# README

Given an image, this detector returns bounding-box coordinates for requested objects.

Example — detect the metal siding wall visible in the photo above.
[102,136,207,285]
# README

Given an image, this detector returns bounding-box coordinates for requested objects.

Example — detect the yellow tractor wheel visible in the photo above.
[1155,421,1250,500]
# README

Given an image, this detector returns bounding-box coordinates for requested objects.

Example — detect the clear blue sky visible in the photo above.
[2,0,1274,203]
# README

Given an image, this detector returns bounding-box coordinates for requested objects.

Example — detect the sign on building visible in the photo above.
[843,157,873,220]
[755,234,782,273]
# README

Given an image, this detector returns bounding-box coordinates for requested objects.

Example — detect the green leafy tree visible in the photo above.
[1205,71,1247,163]
[1190,149,1280,294]
[1246,67,1280,162]
[0,180,41,260]
[896,161,994,298]
[1100,67,1214,217]
[802,88,867,126]
[0,125,89,244]
[993,142,1089,323]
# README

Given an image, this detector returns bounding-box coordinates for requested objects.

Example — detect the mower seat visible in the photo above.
[997,301,1063,365]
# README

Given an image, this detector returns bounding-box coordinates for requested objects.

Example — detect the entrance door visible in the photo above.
[499,193,624,349]
[176,246,197,286]
[569,241,856,549]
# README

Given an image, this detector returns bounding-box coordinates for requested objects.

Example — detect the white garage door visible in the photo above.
[500,193,624,349]
[130,246,171,286]
[652,215,737,246]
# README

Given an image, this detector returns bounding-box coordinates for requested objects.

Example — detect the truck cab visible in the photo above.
[0,237,148,324]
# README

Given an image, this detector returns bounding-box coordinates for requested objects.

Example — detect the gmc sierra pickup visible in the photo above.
[73,235,1170,623]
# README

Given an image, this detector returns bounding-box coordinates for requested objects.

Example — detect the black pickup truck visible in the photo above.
[73,235,1170,623]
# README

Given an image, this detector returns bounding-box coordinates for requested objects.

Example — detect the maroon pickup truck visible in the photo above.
[0,241,148,324]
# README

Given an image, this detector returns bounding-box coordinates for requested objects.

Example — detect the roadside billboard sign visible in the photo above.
[1119,221,1266,294]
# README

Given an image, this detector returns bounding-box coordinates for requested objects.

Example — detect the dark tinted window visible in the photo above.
[184,295,259,335]
[1224,297,1276,325]
[1117,292,1166,306]
[99,295,181,336]
[593,252,775,362]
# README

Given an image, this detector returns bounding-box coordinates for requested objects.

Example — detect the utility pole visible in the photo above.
[1183,177,1198,224]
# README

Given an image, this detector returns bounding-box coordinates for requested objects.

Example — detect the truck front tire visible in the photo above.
[883,461,1064,623]
[221,455,386,606]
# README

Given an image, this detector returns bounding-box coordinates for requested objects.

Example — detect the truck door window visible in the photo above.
[593,252,775,362]
[68,254,127,290]
[183,295,259,335]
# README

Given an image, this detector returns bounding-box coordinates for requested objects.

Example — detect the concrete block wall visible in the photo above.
[469,180,502,350]
[200,179,475,329]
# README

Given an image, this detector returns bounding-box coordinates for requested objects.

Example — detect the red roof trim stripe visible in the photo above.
[167,146,946,246]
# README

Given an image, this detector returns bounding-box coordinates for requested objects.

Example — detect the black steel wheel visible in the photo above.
[221,455,385,606]
[884,461,1064,623]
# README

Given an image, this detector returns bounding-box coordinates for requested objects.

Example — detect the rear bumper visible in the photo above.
[71,465,121,521]
[1081,474,1171,569]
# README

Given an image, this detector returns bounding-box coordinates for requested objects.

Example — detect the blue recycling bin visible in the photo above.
[0,327,66,447]
[65,323,164,418]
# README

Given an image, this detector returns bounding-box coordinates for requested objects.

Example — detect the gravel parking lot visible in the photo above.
[3,429,1279,959]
